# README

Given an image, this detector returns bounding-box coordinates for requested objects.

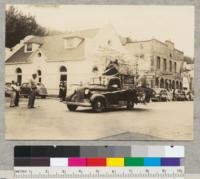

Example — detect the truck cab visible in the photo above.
[66,76,138,112]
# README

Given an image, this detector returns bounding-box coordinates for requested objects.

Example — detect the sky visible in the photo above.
[7,5,194,57]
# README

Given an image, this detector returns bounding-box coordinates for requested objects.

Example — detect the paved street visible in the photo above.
[5,97,193,140]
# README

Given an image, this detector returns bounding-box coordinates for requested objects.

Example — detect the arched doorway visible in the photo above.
[155,77,159,87]
[172,80,175,89]
[165,79,169,90]
[169,80,172,89]
[92,66,99,76]
[176,81,179,89]
[37,70,42,83]
[16,68,22,85]
[180,82,182,90]
[59,66,67,83]
[160,78,164,88]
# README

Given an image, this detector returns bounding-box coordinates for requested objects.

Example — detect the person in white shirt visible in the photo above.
[10,81,17,107]
[14,82,20,106]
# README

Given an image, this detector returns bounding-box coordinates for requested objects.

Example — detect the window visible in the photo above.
[64,38,74,48]
[26,43,32,52]
[174,62,177,73]
[60,66,67,72]
[92,66,98,73]
[37,70,42,83]
[169,60,172,72]
[163,59,167,71]
[156,56,161,70]
[107,40,111,45]
[60,66,67,82]
[16,68,22,85]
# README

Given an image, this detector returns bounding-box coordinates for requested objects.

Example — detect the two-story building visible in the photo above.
[5,25,131,95]
[125,39,184,90]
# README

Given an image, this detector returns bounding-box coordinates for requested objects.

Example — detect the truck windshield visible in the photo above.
[88,77,107,86]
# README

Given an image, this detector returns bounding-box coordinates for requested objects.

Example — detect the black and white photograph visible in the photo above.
[5,5,194,140]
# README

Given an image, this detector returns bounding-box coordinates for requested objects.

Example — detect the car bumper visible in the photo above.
[66,101,92,107]
[151,97,159,101]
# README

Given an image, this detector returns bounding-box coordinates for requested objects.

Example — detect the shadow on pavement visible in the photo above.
[98,131,165,141]
[74,107,152,114]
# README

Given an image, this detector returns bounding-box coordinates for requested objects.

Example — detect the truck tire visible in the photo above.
[67,105,78,111]
[127,100,134,110]
[41,95,46,99]
[92,98,105,113]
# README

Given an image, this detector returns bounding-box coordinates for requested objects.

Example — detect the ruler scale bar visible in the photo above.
[14,167,184,179]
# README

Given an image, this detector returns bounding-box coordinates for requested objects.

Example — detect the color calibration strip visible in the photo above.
[14,146,184,167]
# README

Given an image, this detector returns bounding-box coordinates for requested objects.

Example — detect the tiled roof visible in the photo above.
[5,28,100,64]
[5,46,35,64]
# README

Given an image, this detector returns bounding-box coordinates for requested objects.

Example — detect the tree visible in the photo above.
[6,6,48,48]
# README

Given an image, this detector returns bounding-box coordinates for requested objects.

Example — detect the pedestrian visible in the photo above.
[14,82,20,106]
[59,81,63,101]
[10,81,17,107]
[62,81,67,101]
[59,81,67,102]
[28,73,37,109]
[173,89,176,101]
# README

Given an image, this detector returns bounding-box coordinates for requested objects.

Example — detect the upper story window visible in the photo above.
[169,60,172,72]
[65,38,74,48]
[25,43,40,53]
[163,58,167,71]
[174,62,177,73]
[26,43,32,52]
[64,37,82,49]
[107,40,112,45]
[156,56,161,70]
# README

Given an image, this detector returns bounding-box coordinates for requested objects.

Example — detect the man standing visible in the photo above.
[28,73,37,109]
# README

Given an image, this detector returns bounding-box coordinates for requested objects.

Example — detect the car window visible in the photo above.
[108,79,121,89]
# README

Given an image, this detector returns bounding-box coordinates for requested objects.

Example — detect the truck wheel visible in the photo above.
[67,105,78,111]
[92,99,105,113]
[127,101,134,110]
[41,95,46,99]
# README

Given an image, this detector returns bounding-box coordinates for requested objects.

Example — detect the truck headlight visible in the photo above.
[84,89,90,95]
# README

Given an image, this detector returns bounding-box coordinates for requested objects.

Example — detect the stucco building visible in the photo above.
[125,39,184,90]
[5,25,131,95]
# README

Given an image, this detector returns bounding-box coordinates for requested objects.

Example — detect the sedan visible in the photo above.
[20,82,48,98]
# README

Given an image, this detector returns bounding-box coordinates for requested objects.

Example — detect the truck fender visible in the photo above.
[90,94,108,106]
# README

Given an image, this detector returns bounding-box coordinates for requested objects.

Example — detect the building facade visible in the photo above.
[125,39,184,90]
[5,25,131,95]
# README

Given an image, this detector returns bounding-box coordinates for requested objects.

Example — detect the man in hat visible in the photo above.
[28,73,37,108]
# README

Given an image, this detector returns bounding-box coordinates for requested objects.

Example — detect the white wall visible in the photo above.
[5,49,94,95]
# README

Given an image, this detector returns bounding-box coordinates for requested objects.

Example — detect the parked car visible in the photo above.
[186,91,194,101]
[182,88,194,101]
[151,88,171,102]
[5,82,12,97]
[173,89,187,101]
[66,76,145,113]
[20,82,48,98]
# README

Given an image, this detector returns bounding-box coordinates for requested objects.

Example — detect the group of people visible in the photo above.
[9,73,37,109]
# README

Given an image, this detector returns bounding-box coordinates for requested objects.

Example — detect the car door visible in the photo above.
[105,78,121,105]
